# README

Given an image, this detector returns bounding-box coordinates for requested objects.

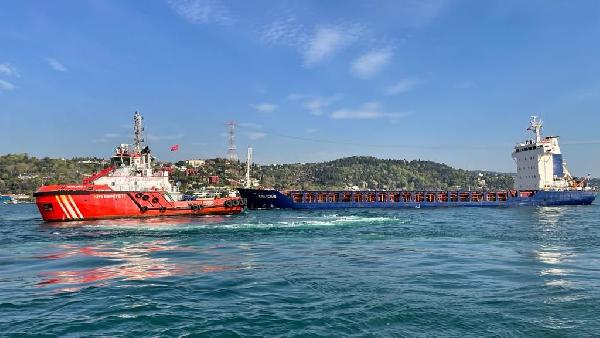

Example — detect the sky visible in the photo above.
[1,0,600,176]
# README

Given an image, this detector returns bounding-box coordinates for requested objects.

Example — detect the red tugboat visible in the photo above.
[34,112,244,222]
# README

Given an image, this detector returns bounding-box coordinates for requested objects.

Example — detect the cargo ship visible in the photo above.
[34,112,244,222]
[239,117,596,209]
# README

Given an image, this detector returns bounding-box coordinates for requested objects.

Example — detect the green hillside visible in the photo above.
[253,156,513,191]
[1,154,515,196]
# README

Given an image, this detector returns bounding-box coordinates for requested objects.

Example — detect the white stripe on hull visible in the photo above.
[67,195,84,219]
[60,195,79,219]
[54,195,71,220]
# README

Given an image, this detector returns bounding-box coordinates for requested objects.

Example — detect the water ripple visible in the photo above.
[0,203,599,336]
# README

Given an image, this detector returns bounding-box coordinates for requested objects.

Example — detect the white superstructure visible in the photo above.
[91,112,181,199]
[512,116,576,191]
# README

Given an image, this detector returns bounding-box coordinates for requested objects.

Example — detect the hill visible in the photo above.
[253,156,513,191]
[0,154,515,196]
[0,154,105,195]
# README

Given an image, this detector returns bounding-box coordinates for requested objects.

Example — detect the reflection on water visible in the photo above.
[36,241,243,291]
[536,244,576,287]
[535,248,573,265]
[532,206,567,229]
[529,207,577,288]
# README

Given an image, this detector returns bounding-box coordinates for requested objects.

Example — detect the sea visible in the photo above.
[1,203,599,337]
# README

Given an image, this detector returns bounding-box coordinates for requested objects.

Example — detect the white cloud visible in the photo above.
[385,78,419,95]
[261,20,365,67]
[330,101,409,120]
[302,27,344,67]
[247,132,266,140]
[350,48,393,79]
[249,103,278,113]
[103,133,121,138]
[303,25,365,67]
[0,63,19,77]
[304,95,341,116]
[306,128,318,134]
[168,0,234,25]
[0,79,16,92]
[261,17,307,47]
[45,58,68,72]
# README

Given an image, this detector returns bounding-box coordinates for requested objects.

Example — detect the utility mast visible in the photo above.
[226,121,238,161]
[529,116,543,143]
[245,147,253,188]
[133,111,145,153]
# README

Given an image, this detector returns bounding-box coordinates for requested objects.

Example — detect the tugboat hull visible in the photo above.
[35,185,244,222]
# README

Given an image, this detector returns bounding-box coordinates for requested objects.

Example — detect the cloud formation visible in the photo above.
[0,63,19,77]
[304,95,342,116]
[168,0,234,25]
[385,78,419,95]
[261,17,307,47]
[302,26,363,67]
[262,19,365,67]
[250,103,278,113]
[350,48,393,79]
[45,58,68,72]
[331,101,408,120]
[0,79,16,92]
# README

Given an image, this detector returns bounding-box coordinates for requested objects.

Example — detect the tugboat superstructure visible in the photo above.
[34,112,244,222]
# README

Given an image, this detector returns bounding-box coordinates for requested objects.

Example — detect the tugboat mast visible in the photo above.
[133,111,145,154]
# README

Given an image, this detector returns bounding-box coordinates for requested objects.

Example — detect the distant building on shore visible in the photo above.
[186,159,206,168]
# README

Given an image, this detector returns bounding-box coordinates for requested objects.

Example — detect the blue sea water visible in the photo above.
[1,203,600,337]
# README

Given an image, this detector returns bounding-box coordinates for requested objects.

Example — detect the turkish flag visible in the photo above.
[170,144,179,151]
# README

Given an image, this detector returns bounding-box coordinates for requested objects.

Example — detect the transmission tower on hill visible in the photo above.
[226,121,238,161]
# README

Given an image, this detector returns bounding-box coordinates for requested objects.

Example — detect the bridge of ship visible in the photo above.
[284,190,537,204]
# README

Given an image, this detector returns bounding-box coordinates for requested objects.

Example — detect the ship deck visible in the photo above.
[238,188,597,209]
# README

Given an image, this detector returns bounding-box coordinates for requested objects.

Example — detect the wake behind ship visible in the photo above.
[34,112,244,222]
[239,117,596,209]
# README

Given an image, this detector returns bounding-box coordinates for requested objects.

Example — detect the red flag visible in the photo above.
[170,144,179,151]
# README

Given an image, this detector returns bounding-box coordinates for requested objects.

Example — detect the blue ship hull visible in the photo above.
[238,189,596,209]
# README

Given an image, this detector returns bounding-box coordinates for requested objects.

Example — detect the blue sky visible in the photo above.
[1,0,599,176]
